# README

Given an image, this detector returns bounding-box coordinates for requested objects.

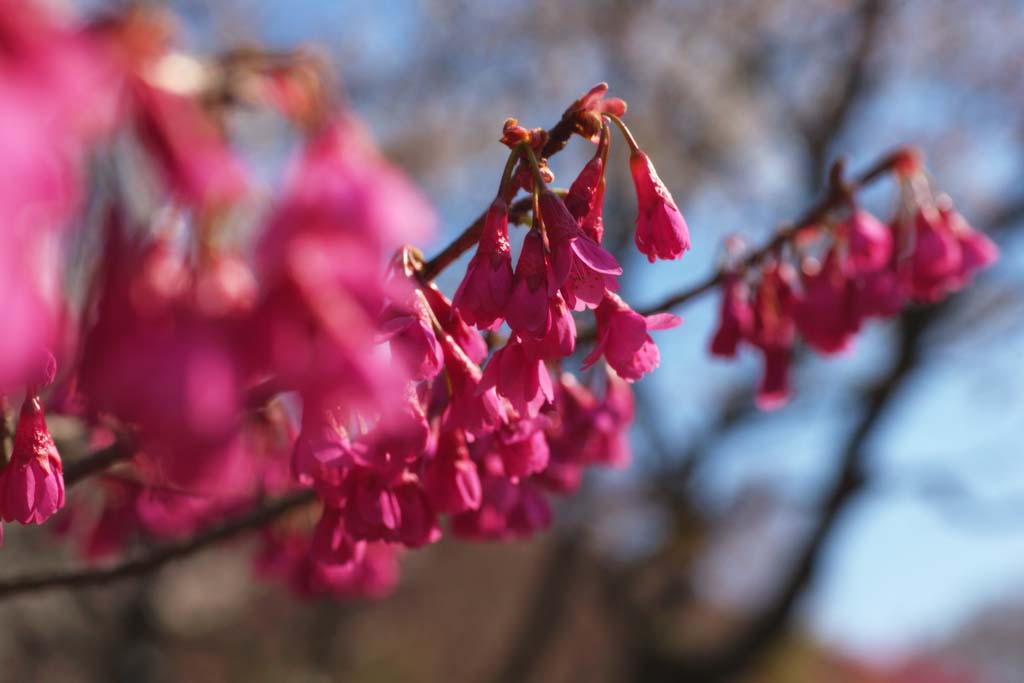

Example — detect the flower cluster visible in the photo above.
[0,3,998,604]
[709,151,998,408]
[0,6,691,600]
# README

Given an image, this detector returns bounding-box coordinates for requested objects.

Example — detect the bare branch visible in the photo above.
[0,490,316,601]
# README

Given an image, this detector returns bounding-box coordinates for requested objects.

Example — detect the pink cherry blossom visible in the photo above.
[794,250,861,355]
[843,209,894,274]
[630,149,690,262]
[479,337,554,418]
[710,273,754,359]
[0,396,64,525]
[582,292,682,381]
[452,198,513,330]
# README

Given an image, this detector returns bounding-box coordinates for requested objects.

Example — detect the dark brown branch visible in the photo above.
[63,441,133,488]
[0,489,316,600]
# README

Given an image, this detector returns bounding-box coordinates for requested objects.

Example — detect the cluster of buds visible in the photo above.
[709,151,998,408]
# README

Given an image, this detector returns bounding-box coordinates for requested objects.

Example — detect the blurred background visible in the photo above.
[4,1,1024,681]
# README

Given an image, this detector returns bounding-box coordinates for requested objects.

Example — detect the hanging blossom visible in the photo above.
[0,11,998,612]
[708,150,999,410]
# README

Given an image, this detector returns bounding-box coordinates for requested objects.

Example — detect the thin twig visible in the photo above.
[0,489,316,600]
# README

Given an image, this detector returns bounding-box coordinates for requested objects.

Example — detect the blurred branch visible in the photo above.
[623,306,933,682]
[491,534,585,683]
[63,440,133,488]
[0,490,316,601]
[800,0,888,186]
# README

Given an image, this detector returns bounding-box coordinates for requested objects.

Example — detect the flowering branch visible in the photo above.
[0,489,316,600]
[578,148,907,346]
[418,106,585,281]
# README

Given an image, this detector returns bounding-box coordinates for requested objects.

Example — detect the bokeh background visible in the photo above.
[4,1,1024,681]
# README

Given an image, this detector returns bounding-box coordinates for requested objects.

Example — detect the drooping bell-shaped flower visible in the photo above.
[542,189,621,309]
[941,204,999,288]
[423,428,482,515]
[843,209,894,275]
[452,197,514,330]
[422,282,487,364]
[630,149,690,262]
[439,333,507,437]
[794,250,861,355]
[902,207,963,303]
[130,79,248,209]
[710,273,754,359]
[378,293,444,382]
[505,229,555,338]
[0,395,64,524]
[582,292,681,381]
[750,260,797,410]
[479,337,554,418]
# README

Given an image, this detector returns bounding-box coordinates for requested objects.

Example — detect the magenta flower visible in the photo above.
[378,296,444,382]
[541,190,622,310]
[942,206,999,287]
[423,429,482,515]
[756,347,792,411]
[843,209,894,275]
[484,417,551,479]
[855,267,906,320]
[794,250,861,355]
[452,198,513,330]
[0,396,64,525]
[505,230,555,338]
[582,292,681,381]
[80,225,249,467]
[130,80,248,209]
[750,261,797,410]
[565,153,606,243]
[253,117,434,412]
[312,507,365,567]
[520,292,577,361]
[710,274,754,359]
[451,474,552,541]
[630,149,691,262]
[422,283,488,364]
[479,337,554,418]
[902,208,963,302]
[439,333,508,437]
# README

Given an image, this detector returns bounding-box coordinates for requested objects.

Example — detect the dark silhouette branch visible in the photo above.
[627,306,933,683]
[0,489,316,600]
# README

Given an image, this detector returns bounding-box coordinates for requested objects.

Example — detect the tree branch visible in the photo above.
[577,147,907,344]
[0,489,316,600]
[628,306,933,683]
